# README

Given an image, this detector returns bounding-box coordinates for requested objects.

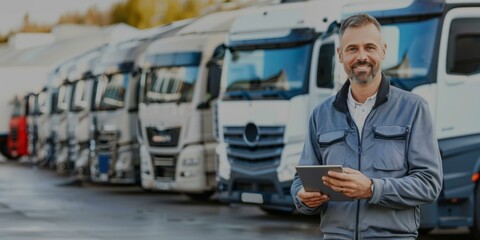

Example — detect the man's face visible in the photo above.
[337,23,386,85]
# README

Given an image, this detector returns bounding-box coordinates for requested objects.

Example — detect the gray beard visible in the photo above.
[349,67,378,85]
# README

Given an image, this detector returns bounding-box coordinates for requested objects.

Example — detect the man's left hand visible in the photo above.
[322,168,373,199]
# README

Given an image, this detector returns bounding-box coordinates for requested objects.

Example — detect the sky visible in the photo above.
[0,0,124,34]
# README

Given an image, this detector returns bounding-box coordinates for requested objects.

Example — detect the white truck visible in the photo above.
[215,0,352,213]
[66,46,106,178]
[137,10,246,199]
[50,60,79,173]
[89,39,146,184]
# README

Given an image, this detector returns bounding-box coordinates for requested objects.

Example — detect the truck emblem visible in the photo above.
[152,134,171,143]
[243,122,259,146]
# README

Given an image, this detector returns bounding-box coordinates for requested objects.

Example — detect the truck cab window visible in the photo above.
[317,43,335,88]
[447,18,480,75]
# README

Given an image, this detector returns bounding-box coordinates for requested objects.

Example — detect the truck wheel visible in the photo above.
[471,184,480,240]
[186,192,214,201]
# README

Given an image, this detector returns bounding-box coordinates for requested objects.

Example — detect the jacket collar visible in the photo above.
[333,73,390,113]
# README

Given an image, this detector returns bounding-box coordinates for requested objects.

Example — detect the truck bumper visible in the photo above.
[217,176,294,208]
[140,143,216,193]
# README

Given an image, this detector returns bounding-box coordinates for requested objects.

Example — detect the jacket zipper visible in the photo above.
[347,109,375,240]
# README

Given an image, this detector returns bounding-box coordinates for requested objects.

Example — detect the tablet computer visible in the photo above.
[296,165,353,202]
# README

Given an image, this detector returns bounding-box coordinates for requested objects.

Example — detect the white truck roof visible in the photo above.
[229,0,347,42]
[142,9,245,61]
[177,9,249,36]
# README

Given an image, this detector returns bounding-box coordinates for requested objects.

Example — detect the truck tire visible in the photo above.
[0,139,16,160]
[471,184,480,240]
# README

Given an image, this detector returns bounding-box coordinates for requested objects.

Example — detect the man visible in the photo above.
[290,14,442,239]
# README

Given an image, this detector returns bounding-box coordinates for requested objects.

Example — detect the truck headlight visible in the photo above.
[182,158,200,166]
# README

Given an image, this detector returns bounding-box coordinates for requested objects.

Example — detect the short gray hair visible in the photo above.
[339,14,381,39]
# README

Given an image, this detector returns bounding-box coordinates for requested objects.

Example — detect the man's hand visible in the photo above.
[322,167,373,199]
[297,187,329,208]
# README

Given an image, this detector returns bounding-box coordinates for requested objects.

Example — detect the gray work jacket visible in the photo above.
[291,75,443,240]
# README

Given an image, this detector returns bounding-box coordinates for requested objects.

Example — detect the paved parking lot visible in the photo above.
[0,161,473,240]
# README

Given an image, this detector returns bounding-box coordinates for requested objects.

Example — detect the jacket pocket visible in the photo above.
[318,130,347,165]
[360,204,417,234]
[372,125,409,174]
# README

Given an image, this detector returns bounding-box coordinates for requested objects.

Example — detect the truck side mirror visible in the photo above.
[207,60,221,100]
[197,61,221,110]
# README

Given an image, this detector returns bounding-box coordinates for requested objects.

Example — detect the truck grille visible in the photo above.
[96,130,118,173]
[11,127,18,141]
[151,154,176,180]
[223,125,285,167]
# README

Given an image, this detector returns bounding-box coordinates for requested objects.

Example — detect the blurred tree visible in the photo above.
[112,0,162,29]
[111,1,129,25]
[84,6,111,26]
[0,0,248,44]
[183,0,201,19]
[57,11,84,24]
[19,14,51,33]
[162,0,183,24]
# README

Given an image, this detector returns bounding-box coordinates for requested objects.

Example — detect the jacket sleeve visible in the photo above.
[291,109,325,215]
[369,100,443,209]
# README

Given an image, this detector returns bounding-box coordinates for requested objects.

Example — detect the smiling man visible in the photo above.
[291,14,443,239]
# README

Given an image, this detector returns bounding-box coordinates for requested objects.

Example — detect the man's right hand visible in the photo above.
[297,187,329,208]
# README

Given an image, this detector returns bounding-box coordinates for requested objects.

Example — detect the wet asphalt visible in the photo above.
[0,161,473,240]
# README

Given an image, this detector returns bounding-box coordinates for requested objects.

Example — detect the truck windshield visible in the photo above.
[223,43,312,100]
[144,66,199,104]
[70,80,89,111]
[94,73,129,110]
[381,17,439,91]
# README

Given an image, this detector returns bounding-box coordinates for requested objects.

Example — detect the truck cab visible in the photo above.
[89,39,149,184]
[53,81,74,173]
[52,61,77,174]
[33,64,75,171]
[8,95,30,159]
[137,10,246,199]
[67,47,106,179]
[215,0,348,212]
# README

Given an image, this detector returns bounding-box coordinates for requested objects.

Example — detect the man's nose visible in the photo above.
[356,48,368,62]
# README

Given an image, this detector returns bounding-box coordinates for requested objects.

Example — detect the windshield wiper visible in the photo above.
[261,90,289,100]
[225,90,251,100]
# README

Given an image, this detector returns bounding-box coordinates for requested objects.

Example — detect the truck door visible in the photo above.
[436,8,480,139]
[309,35,344,113]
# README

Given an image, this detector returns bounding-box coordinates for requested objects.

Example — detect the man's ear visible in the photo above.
[337,47,343,63]
[381,42,387,60]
